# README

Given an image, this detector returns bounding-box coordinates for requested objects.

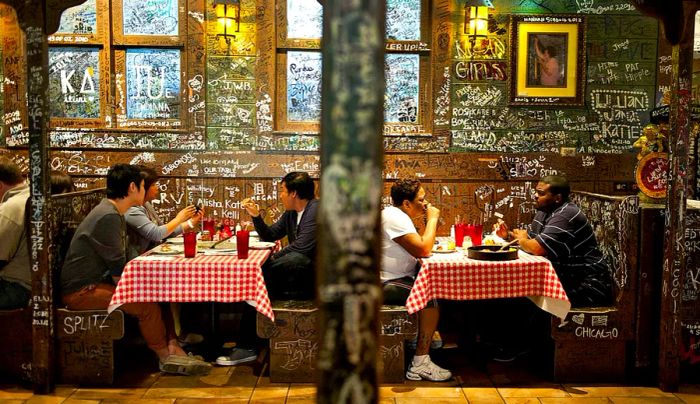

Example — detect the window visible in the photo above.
[271,0,432,135]
[48,0,187,130]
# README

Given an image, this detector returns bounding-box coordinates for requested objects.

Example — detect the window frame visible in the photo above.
[384,0,432,135]
[46,0,189,131]
[270,0,434,136]
[47,0,110,129]
[274,0,322,133]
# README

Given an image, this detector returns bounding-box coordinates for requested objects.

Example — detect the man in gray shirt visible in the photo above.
[61,164,211,376]
[0,167,73,309]
[0,157,26,204]
[0,158,29,309]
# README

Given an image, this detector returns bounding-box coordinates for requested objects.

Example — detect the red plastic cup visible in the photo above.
[236,230,249,259]
[183,231,197,258]
[203,218,216,235]
[472,224,483,246]
[455,224,466,247]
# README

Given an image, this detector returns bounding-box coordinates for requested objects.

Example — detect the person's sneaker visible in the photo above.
[491,346,531,363]
[159,355,212,376]
[215,348,257,366]
[407,331,444,350]
[405,357,452,381]
[177,333,204,347]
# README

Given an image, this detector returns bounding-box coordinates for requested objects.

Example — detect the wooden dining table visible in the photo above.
[108,247,275,320]
[406,243,571,319]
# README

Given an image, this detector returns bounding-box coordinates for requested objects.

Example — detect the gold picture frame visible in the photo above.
[509,15,585,106]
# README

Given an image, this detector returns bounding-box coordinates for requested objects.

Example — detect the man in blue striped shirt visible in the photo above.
[497,175,613,307]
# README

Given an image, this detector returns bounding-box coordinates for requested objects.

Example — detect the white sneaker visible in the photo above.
[405,357,452,381]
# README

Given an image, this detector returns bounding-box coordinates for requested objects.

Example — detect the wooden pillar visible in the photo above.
[0,0,87,393]
[19,0,54,393]
[658,5,694,391]
[316,0,385,403]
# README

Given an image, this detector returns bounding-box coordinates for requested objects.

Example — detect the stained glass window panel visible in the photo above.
[287,0,323,39]
[123,0,179,36]
[385,54,419,123]
[49,47,100,118]
[386,0,420,41]
[287,51,322,122]
[126,49,181,119]
[56,0,97,35]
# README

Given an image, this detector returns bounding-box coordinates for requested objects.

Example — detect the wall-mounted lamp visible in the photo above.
[214,0,240,53]
[464,0,494,51]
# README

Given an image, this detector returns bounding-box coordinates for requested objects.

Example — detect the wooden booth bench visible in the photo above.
[0,188,125,385]
[50,188,126,385]
[257,300,417,383]
[550,192,640,382]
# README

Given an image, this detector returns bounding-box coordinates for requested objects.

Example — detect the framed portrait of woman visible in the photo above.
[509,15,586,106]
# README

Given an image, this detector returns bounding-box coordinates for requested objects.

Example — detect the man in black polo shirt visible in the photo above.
[496,175,613,307]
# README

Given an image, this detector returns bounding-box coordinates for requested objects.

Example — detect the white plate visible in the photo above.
[249,241,276,249]
[211,241,237,250]
[204,248,237,253]
[432,248,457,254]
[165,237,184,244]
[201,248,237,255]
[151,246,183,255]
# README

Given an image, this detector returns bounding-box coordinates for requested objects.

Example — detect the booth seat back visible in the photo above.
[551,192,640,382]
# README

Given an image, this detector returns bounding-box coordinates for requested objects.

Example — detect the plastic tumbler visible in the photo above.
[236,229,250,259]
[203,218,216,235]
[183,231,197,258]
[471,224,483,246]
[455,224,466,247]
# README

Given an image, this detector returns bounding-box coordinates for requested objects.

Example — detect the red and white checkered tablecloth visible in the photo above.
[108,249,274,320]
[405,249,571,319]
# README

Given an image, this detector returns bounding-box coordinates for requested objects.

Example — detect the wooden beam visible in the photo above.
[316,1,385,402]
[657,1,696,392]
[0,0,88,393]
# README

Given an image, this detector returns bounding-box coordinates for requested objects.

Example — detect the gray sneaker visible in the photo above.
[159,355,212,376]
[215,348,257,366]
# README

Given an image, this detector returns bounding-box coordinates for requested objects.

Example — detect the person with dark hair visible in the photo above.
[242,171,317,298]
[217,171,318,366]
[0,169,73,309]
[381,179,452,382]
[0,157,26,204]
[495,175,613,307]
[534,36,562,86]
[60,163,211,376]
[50,171,75,195]
[125,166,202,259]
[125,166,205,347]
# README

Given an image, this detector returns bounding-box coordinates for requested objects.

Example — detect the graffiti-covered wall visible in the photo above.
[0,0,660,230]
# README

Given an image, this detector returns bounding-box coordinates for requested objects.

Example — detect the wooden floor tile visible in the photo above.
[498,386,570,398]
[100,400,175,404]
[564,386,677,398]
[539,398,612,404]
[503,398,542,404]
[0,386,34,400]
[608,398,683,404]
[70,387,149,400]
[174,399,248,403]
[394,397,469,403]
[461,387,505,404]
[287,384,316,398]
[380,386,465,398]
